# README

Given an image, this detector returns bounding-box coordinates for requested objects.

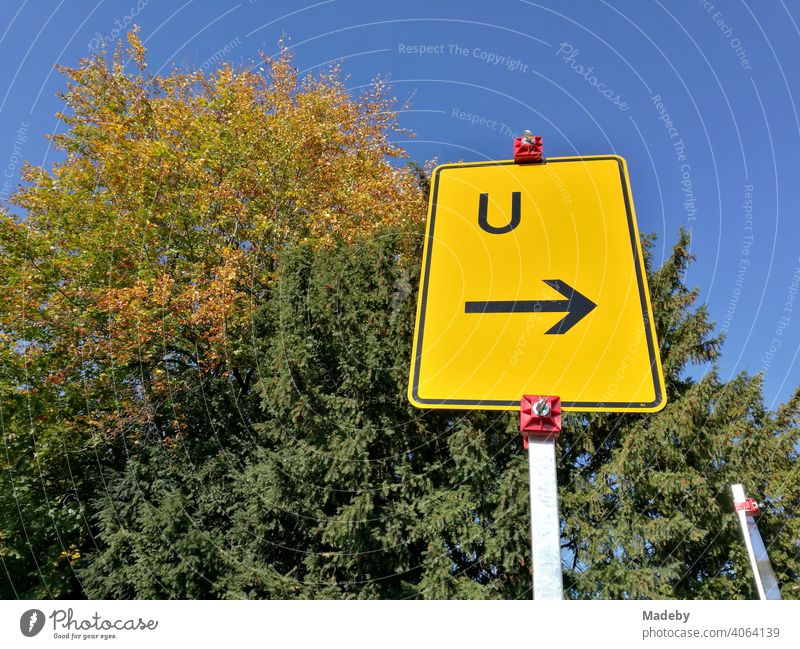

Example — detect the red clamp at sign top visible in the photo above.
[520,395,561,448]
[513,131,543,164]
[735,498,760,515]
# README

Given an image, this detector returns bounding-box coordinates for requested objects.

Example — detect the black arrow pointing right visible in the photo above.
[464,279,597,334]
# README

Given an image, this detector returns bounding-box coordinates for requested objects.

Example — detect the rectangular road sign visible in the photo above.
[408,156,666,412]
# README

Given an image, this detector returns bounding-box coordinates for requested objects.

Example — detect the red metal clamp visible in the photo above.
[513,130,543,164]
[520,395,561,448]
[735,498,760,515]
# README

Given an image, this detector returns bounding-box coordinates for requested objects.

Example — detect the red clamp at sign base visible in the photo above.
[513,131,543,164]
[520,395,561,448]
[735,498,760,515]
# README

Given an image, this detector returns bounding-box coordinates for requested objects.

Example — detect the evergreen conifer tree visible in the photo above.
[80,229,800,599]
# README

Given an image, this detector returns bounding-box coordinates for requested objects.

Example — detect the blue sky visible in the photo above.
[1,0,799,408]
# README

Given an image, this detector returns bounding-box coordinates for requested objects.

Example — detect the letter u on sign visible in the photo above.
[478,191,521,234]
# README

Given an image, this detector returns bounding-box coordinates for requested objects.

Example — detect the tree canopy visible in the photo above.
[1,32,798,600]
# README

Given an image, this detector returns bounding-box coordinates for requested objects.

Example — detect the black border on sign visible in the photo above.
[410,157,664,410]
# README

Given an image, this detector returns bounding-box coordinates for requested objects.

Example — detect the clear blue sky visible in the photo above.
[1,0,799,408]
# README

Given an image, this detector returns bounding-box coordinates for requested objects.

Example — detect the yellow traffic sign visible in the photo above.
[408,155,666,412]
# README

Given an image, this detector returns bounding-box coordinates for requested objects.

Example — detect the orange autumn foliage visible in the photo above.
[0,30,426,440]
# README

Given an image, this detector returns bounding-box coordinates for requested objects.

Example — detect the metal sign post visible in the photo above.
[521,395,563,599]
[731,484,781,600]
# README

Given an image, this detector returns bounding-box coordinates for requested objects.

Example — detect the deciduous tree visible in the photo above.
[0,31,424,598]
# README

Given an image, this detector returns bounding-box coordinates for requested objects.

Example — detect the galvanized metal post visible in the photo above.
[731,484,781,600]
[528,434,564,599]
